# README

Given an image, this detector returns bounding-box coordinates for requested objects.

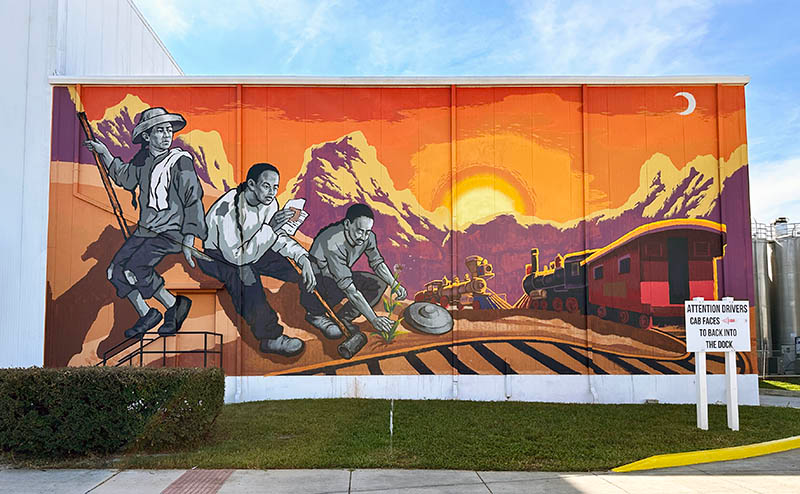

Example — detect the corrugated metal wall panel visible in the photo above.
[58,0,181,76]
[118,4,131,74]
[0,0,181,368]
[0,1,29,367]
[18,0,55,370]
[85,0,103,74]
[0,1,56,367]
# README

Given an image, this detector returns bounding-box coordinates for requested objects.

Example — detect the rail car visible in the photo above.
[414,255,510,309]
[519,219,726,328]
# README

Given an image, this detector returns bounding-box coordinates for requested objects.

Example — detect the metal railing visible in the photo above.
[752,220,800,240]
[99,331,223,369]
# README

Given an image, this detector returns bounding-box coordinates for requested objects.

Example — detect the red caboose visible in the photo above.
[585,219,726,328]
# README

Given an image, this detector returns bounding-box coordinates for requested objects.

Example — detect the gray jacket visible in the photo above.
[108,150,207,240]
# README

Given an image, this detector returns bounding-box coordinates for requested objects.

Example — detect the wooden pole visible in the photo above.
[696,350,708,430]
[77,112,131,239]
[722,297,740,431]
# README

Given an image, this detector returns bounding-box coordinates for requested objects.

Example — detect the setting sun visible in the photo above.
[442,173,532,228]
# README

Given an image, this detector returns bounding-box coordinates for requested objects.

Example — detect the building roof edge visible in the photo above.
[49,75,750,86]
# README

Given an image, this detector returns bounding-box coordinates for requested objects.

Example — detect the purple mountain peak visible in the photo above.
[310,134,365,172]
[277,133,749,300]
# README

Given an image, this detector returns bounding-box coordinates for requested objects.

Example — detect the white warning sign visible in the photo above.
[685,300,750,352]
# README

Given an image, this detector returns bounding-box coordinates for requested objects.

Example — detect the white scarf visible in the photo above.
[148,148,192,211]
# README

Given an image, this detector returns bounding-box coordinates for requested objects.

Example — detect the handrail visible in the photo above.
[99,331,224,369]
[111,332,164,367]
[98,333,148,366]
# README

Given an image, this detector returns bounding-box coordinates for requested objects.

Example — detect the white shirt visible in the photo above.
[204,189,307,266]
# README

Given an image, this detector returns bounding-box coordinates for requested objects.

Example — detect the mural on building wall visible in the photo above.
[46,84,755,377]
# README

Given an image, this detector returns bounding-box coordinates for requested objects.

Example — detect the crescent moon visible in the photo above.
[675,91,696,116]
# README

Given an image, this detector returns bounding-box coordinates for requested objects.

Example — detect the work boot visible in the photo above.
[158,295,192,335]
[305,313,343,339]
[260,335,304,357]
[124,308,162,338]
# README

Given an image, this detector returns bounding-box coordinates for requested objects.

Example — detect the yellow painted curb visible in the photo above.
[612,435,800,472]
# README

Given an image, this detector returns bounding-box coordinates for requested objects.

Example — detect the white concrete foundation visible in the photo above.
[224,374,760,405]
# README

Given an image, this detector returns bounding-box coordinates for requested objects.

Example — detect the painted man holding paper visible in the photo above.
[198,163,315,357]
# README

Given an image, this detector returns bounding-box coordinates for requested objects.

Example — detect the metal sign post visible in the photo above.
[685,296,750,431]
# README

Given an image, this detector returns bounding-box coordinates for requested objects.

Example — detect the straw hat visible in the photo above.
[131,107,186,144]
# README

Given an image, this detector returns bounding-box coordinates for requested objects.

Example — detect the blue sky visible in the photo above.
[134,0,800,224]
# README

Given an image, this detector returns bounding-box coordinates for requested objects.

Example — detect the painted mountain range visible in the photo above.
[280,131,749,301]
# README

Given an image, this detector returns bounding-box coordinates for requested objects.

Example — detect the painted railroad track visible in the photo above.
[284,336,750,376]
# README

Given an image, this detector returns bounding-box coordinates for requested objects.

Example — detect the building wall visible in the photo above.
[55,0,182,76]
[0,0,180,367]
[0,1,57,367]
[44,83,757,404]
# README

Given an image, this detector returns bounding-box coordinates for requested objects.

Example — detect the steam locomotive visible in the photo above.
[414,255,510,309]
[519,219,726,328]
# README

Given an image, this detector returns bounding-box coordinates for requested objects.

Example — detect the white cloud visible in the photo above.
[132,0,721,76]
[285,0,340,64]
[134,0,349,67]
[749,157,800,224]
[134,0,192,39]
[516,0,716,74]
[133,0,311,40]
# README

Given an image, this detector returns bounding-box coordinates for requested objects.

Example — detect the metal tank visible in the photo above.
[751,222,773,375]
[770,219,800,374]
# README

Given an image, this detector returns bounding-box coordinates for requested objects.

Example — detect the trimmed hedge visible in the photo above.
[0,366,224,457]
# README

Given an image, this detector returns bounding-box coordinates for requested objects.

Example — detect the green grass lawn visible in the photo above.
[11,399,800,472]
[760,377,800,392]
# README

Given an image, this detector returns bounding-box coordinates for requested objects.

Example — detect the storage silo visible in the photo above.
[770,218,800,374]
[752,222,773,374]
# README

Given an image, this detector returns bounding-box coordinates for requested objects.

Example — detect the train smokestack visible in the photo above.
[531,248,539,274]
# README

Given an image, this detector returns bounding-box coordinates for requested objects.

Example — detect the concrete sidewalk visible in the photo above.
[759,390,800,408]
[1,448,798,494]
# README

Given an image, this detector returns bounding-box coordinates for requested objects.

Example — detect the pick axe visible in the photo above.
[288,259,368,359]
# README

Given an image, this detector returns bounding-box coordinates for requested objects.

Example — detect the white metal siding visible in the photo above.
[0,1,56,367]
[56,0,182,76]
[0,0,181,368]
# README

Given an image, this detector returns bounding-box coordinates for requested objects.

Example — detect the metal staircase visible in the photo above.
[97,331,223,368]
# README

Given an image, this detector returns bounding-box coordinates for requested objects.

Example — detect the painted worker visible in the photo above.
[84,107,206,338]
[301,204,407,338]
[197,163,316,357]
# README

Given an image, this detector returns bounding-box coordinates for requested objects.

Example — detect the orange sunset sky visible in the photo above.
[78,85,747,224]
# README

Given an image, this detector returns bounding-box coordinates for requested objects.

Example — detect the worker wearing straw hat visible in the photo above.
[84,107,207,339]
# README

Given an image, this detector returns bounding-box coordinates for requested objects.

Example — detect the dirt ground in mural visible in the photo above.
[111,279,746,377]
